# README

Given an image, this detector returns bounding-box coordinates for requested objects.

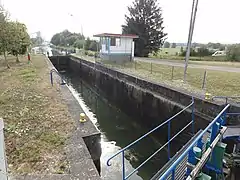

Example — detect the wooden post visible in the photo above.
[171,66,174,80]
[202,70,207,90]
[150,63,153,74]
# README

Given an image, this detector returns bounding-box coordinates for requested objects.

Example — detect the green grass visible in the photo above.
[102,60,240,98]
[19,68,37,82]
[0,55,74,174]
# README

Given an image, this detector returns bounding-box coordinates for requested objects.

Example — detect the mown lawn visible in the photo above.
[0,55,74,174]
[101,60,240,98]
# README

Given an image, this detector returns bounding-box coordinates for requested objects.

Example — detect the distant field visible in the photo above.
[157,47,182,56]
[150,47,227,62]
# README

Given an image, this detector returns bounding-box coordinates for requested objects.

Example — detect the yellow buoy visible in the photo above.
[80,113,87,123]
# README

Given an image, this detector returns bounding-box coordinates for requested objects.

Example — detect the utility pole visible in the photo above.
[184,0,199,82]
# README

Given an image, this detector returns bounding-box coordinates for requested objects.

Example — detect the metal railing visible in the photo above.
[159,104,230,180]
[107,98,195,180]
[50,69,66,86]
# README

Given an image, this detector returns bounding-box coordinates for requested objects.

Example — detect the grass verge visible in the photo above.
[0,55,74,174]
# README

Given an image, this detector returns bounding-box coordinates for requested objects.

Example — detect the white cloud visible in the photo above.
[3,0,240,43]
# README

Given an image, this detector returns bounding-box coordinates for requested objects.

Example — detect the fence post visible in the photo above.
[150,63,152,74]
[171,66,174,80]
[202,70,207,90]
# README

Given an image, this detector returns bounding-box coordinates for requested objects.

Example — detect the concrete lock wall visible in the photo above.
[50,55,240,139]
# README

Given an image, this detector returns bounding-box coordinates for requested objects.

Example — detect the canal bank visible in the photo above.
[61,71,168,179]
[45,58,102,180]
[49,55,240,179]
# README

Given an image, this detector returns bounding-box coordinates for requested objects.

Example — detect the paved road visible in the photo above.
[136,57,240,73]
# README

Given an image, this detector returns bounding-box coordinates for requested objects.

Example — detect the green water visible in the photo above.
[62,71,169,180]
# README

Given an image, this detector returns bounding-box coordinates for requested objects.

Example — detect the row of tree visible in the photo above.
[51,30,99,51]
[50,30,84,47]
[163,41,226,50]
[0,6,30,67]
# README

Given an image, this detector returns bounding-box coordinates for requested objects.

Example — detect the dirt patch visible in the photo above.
[0,55,74,175]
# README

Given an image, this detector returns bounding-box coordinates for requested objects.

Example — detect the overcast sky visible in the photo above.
[3,0,240,43]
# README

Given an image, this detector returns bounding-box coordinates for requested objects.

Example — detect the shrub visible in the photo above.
[226,45,240,61]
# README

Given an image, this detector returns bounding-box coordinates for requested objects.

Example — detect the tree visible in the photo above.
[226,44,240,62]
[171,43,176,48]
[9,22,30,62]
[197,47,211,57]
[180,46,184,53]
[207,42,225,50]
[163,41,170,48]
[0,6,10,68]
[89,40,99,51]
[74,39,85,49]
[180,48,197,57]
[84,37,91,51]
[122,0,167,57]
[50,30,84,47]
[0,6,30,67]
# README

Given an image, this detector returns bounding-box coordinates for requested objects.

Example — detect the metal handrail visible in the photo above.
[107,98,195,180]
[50,69,66,86]
[159,104,230,180]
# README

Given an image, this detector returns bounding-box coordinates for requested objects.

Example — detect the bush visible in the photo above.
[197,47,212,57]
[180,48,197,56]
[226,45,240,61]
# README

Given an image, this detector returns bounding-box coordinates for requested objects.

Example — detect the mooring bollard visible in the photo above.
[193,147,203,178]
[79,113,87,123]
[205,92,211,100]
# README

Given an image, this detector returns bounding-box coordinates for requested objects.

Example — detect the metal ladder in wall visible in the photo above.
[107,98,240,180]
[50,69,67,86]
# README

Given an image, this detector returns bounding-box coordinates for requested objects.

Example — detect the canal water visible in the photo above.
[61,71,170,180]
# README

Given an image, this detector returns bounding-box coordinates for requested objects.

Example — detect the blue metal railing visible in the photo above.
[50,69,66,86]
[159,104,230,180]
[107,98,195,180]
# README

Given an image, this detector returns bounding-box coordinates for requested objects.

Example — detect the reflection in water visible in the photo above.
[62,71,169,180]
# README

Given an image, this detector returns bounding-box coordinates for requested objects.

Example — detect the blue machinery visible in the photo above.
[107,98,240,180]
